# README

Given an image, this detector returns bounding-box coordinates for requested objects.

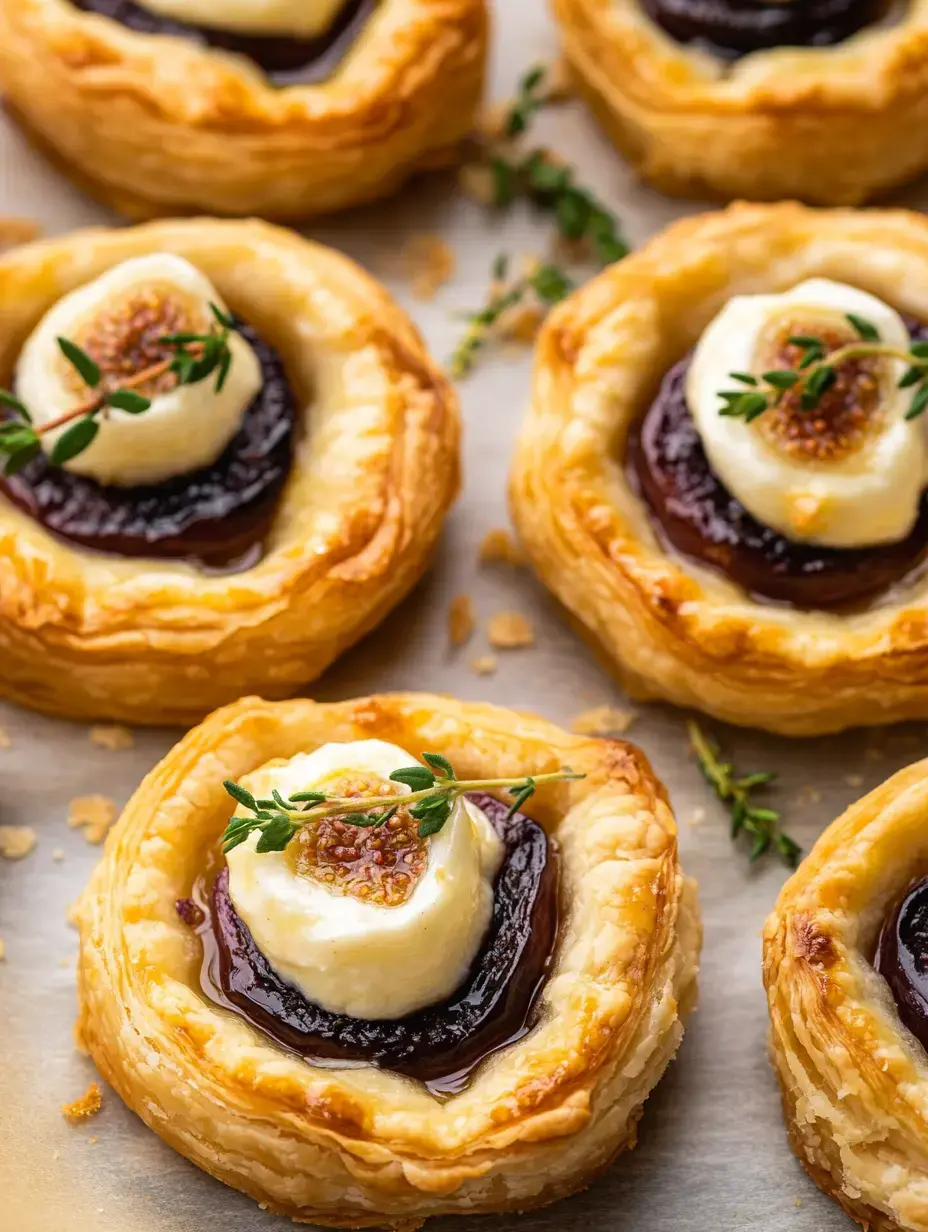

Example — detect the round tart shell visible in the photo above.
[763,761,928,1232]
[0,0,487,220]
[552,0,928,205]
[75,692,700,1228]
[0,219,460,724]
[510,202,928,736]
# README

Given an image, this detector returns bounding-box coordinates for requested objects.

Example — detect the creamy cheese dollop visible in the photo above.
[135,0,347,37]
[687,278,928,549]
[17,254,262,487]
[225,740,505,1021]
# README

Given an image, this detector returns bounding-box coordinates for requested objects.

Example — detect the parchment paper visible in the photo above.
[3,4,928,1229]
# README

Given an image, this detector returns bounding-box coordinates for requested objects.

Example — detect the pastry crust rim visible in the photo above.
[510,201,928,736]
[0,219,460,724]
[75,692,700,1226]
[0,0,488,219]
[763,759,928,1232]
[552,0,928,204]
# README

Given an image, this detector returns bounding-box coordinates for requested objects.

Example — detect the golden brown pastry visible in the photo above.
[764,760,928,1232]
[553,0,928,205]
[511,201,928,737]
[0,0,487,220]
[0,219,459,724]
[75,692,700,1227]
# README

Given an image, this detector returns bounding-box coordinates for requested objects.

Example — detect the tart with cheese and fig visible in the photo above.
[0,0,487,219]
[75,693,700,1226]
[553,0,928,205]
[511,202,928,735]
[0,219,458,723]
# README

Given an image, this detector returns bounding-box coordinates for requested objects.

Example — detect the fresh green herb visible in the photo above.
[716,312,928,423]
[449,254,573,378]
[0,302,239,474]
[221,754,585,854]
[688,722,801,868]
[504,64,548,139]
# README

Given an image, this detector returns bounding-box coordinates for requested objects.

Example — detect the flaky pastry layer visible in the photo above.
[510,201,928,736]
[0,0,487,219]
[76,692,700,1227]
[0,220,460,724]
[764,761,928,1232]
[553,0,928,205]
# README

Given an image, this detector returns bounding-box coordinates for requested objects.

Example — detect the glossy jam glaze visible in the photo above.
[1,320,295,570]
[641,0,889,60]
[71,0,375,85]
[875,876,928,1054]
[628,327,928,608]
[185,793,560,1097]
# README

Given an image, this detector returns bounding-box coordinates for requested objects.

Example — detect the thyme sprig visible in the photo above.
[688,722,800,868]
[449,254,572,379]
[487,65,629,267]
[717,312,928,423]
[221,752,585,855]
[0,302,238,475]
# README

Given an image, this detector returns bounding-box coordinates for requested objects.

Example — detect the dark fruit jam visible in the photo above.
[641,0,889,60]
[71,0,375,86]
[875,877,928,1054]
[182,793,559,1098]
[628,321,928,609]
[1,320,296,570]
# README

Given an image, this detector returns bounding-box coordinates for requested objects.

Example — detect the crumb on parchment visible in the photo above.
[0,938,5,961]
[470,654,498,676]
[68,795,117,845]
[61,1082,102,1124]
[487,611,535,650]
[0,825,37,860]
[402,234,457,301]
[90,724,135,751]
[478,528,525,568]
[0,725,11,749]
[570,705,637,737]
[448,594,476,648]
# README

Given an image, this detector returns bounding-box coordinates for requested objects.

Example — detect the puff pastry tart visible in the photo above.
[75,692,700,1227]
[0,0,487,221]
[552,0,928,205]
[0,220,459,724]
[510,201,928,736]
[763,761,928,1232]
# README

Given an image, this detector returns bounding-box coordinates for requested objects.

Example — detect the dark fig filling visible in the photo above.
[641,0,890,59]
[182,793,559,1098]
[875,877,928,1054]
[628,319,928,609]
[70,0,375,86]
[1,319,295,570]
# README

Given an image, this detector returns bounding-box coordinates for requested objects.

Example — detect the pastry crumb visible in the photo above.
[0,825,37,860]
[501,301,544,344]
[0,217,40,249]
[470,654,498,676]
[0,724,12,749]
[66,900,81,928]
[794,1198,803,1208]
[0,937,5,961]
[61,1081,102,1124]
[68,795,117,845]
[689,808,706,827]
[52,847,65,862]
[90,724,135,751]
[402,234,456,300]
[447,594,476,648]
[457,162,496,205]
[865,745,885,762]
[479,527,525,568]
[570,705,637,737]
[488,611,535,649]
[796,785,822,807]
[845,773,864,789]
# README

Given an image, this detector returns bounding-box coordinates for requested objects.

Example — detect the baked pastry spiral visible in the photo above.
[0,0,487,220]
[764,760,928,1232]
[0,219,459,724]
[75,692,700,1227]
[510,202,928,736]
[552,0,928,205]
